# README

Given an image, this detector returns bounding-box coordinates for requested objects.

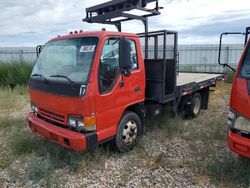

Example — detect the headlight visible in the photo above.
[228,108,236,126]
[68,116,84,128]
[234,116,250,132]
[68,115,96,132]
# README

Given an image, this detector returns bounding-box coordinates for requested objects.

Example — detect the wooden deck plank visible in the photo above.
[177,72,222,86]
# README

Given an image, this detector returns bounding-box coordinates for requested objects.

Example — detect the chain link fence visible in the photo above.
[0,47,37,63]
[0,44,244,73]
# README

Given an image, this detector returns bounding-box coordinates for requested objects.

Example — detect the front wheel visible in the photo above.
[112,111,142,152]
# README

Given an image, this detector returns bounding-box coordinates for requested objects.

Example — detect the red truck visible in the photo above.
[27,0,223,152]
[219,27,250,157]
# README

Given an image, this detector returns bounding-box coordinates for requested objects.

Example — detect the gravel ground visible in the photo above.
[0,82,247,188]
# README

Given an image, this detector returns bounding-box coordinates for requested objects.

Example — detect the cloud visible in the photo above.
[0,0,249,46]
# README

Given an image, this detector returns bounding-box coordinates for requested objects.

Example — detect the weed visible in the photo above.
[184,82,250,187]
[225,69,235,83]
[0,60,33,88]
[147,114,183,138]
[179,65,197,72]
[207,154,250,186]
[27,154,54,183]
[0,155,13,170]
[0,118,26,130]
[0,177,4,187]
[0,86,29,121]
[10,130,36,155]
[153,152,170,168]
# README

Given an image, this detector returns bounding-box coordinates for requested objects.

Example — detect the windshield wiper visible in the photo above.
[31,73,48,83]
[49,74,80,85]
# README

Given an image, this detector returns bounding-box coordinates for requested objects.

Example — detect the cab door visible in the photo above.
[94,36,144,140]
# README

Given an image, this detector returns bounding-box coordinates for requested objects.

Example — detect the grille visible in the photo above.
[38,108,66,125]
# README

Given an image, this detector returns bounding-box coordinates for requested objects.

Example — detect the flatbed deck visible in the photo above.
[177,72,223,87]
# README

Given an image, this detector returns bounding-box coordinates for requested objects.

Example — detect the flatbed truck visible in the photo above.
[26,0,223,152]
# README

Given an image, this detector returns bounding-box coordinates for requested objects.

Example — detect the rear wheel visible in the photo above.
[112,111,142,152]
[185,92,202,118]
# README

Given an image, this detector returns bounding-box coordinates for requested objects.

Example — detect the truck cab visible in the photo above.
[218,27,250,157]
[27,31,147,152]
[226,27,250,157]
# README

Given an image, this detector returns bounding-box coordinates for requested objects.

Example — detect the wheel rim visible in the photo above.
[122,120,137,145]
[193,96,201,115]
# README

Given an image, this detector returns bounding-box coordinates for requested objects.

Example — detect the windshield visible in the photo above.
[32,37,98,83]
[240,44,250,78]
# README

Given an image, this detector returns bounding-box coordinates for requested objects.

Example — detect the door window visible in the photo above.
[240,45,250,78]
[98,38,139,93]
[98,38,120,93]
[130,40,138,70]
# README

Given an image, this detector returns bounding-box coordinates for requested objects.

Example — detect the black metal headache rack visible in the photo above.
[138,30,178,103]
[83,0,161,30]
[82,0,162,59]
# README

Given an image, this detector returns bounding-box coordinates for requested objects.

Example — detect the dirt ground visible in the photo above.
[1,81,250,188]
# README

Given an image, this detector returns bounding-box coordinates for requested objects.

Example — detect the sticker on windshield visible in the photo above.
[79,45,96,53]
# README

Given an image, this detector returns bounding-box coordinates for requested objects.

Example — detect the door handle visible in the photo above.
[134,87,141,93]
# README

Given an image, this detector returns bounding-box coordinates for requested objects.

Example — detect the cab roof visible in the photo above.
[48,30,138,43]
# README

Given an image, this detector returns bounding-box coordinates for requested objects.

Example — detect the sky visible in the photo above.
[0,0,250,47]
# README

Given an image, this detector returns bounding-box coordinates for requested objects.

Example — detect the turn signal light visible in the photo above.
[84,116,96,131]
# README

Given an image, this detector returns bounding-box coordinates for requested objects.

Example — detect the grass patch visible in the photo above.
[184,81,250,187]
[0,118,26,130]
[147,113,184,138]
[9,129,85,171]
[0,177,5,187]
[2,80,247,187]
[27,155,54,184]
[0,86,28,120]
[35,142,83,171]
[0,155,13,170]
[207,154,250,186]
[225,69,235,83]
[9,130,85,184]
[0,60,33,88]
[10,130,36,155]
[25,143,112,184]
[0,118,29,169]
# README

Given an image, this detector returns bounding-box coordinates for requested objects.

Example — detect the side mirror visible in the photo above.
[36,45,44,58]
[119,39,131,74]
[218,32,245,72]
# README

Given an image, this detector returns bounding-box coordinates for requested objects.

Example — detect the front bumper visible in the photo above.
[228,129,250,158]
[26,112,97,151]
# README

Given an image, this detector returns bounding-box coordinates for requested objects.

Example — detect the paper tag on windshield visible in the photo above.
[79,45,96,53]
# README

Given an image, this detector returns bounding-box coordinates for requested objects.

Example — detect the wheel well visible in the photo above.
[199,87,209,109]
[123,103,145,133]
[178,87,210,111]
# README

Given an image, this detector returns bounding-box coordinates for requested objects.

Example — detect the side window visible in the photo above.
[98,38,120,93]
[130,40,138,70]
[240,46,250,78]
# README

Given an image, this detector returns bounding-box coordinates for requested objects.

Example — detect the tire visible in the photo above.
[185,92,202,118]
[112,111,142,152]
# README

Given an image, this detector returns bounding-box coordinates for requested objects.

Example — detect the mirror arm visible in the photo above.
[119,69,126,87]
[224,64,235,71]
